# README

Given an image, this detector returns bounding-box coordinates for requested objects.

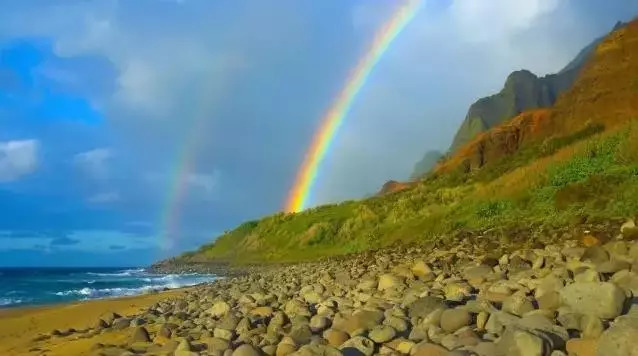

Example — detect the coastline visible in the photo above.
[0,288,188,356]
[2,227,638,355]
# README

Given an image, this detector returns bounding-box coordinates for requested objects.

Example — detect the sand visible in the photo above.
[0,289,186,356]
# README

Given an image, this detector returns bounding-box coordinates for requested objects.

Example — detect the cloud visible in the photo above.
[87,191,120,204]
[185,172,219,196]
[0,139,38,182]
[50,236,79,245]
[74,148,112,180]
[448,0,561,43]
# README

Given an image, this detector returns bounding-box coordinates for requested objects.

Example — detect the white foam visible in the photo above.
[0,297,24,306]
[53,275,217,299]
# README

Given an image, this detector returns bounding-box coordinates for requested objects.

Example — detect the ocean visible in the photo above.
[0,267,217,308]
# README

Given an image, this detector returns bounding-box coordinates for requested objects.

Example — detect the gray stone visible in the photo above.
[496,328,551,356]
[407,297,447,318]
[368,325,396,343]
[502,293,535,317]
[232,344,262,356]
[130,326,151,343]
[596,314,638,356]
[378,274,405,291]
[310,316,331,332]
[440,309,472,333]
[208,301,232,317]
[339,336,374,356]
[559,282,626,319]
[291,344,342,356]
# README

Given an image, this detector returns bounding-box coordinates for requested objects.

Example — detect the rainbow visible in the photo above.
[285,0,422,213]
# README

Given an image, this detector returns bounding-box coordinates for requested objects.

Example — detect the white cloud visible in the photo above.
[88,191,121,204]
[0,139,38,182]
[74,148,112,180]
[185,172,220,196]
[448,0,561,43]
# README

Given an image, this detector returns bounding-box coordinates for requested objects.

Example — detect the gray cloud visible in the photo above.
[0,139,38,182]
[74,148,112,180]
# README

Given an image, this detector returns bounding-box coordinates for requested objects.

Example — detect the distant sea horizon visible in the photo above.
[0,267,217,308]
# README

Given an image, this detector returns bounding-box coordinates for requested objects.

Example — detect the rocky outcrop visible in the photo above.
[446,23,620,154]
[378,180,415,195]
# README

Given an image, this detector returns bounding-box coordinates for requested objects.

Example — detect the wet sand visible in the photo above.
[0,289,186,356]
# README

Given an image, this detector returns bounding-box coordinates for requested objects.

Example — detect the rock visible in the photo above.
[251,306,275,318]
[176,339,193,352]
[368,325,396,343]
[444,282,472,302]
[323,329,349,347]
[408,327,428,342]
[395,339,415,354]
[285,300,312,317]
[611,270,638,294]
[440,309,471,333]
[502,293,535,317]
[95,318,108,330]
[333,310,384,335]
[596,314,638,356]
[339,336,374,356]
[218,314,240,330]
[310,316,331,332]
[384,316,408,333]
[263,345,277,356]
[407,297,447,319]
[496,328,550,356]
[208,301,232,317]
[596,259,631,274]
[207,338,231,354]
[581,246,608,264]
[463,265,493,283]
[214,328,235,340]
[574,268,601,283]
[580,314,604,338]
[621,220,638,240]
[100,312,120,326]
[476,311,489,330]
[378,274,405,291]
[537,291,560,311]
[302,290,323,304]
[566,338,597,356]
[292,344,342,356]
[412,261,435,280]
[232,344,262,356]
[276,342,298,356]
[289,324,313,345]
[130,326,151,343]
[559,282,626,319]
[410,342,448,356]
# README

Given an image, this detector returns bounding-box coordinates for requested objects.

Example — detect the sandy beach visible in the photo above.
[0,289,186,356]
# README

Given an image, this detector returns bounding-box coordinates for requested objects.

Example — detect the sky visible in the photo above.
[0,0,636,266]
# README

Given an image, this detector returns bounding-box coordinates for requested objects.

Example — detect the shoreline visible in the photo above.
[0,288,189,356]
[2,226,638,355]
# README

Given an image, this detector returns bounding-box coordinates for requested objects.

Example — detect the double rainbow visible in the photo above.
[285,0,422,213]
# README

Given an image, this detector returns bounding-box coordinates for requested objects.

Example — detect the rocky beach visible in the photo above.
[2,221,637,356]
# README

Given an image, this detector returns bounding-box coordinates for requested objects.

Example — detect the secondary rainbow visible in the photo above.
[285,0,422,213]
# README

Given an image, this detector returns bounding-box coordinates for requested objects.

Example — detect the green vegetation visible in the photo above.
[176,121,638,265]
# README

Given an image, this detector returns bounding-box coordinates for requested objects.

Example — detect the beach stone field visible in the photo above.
[35,221,638,356]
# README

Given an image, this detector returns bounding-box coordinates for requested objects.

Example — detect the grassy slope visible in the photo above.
[169,20,638,266]
[174,121,638,265]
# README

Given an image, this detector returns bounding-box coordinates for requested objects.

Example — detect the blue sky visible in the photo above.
[0,0,636,266]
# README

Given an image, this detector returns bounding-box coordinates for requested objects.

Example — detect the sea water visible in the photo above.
[0,267,217,308]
